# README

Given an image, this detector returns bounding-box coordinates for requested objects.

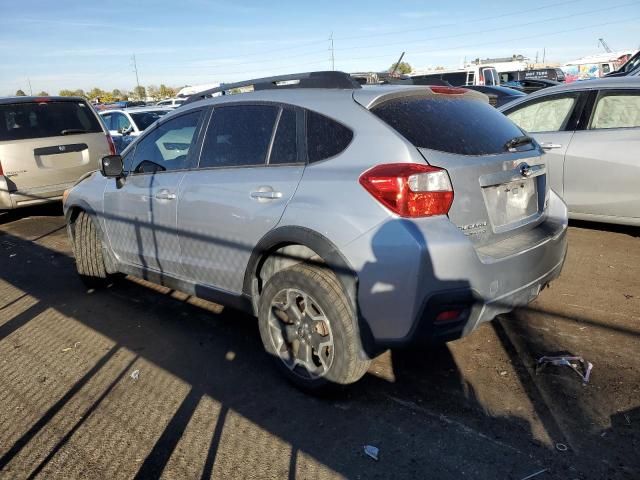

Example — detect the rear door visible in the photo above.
[564,89,640,221]
[177,103,304,293]
[502,91,586,198]
[0,99,109,199]
[103,109,204,274]
[370,93,547,248]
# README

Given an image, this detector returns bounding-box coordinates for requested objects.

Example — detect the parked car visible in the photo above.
[500,68,566,83]
[411,65,501,86]
[502,78,560,94]
[100,107,171,153]
[500,77,640,226]
[460,85,526,107]
[64,71,568,391]
[155,98,186,108]
[0,96,114,210]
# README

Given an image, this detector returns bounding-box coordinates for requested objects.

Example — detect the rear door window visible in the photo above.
[506,94,579,133]
[199,105,279,168]
[590,91,640,129]
[306,110,353,162]
[371,95,527,155]
[0,100,102,141]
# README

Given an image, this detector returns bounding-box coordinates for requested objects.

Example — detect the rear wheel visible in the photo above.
[73,211,112,288]
[258,263,370,391]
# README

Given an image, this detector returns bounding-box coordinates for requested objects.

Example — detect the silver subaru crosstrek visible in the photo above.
[63,72,568,391]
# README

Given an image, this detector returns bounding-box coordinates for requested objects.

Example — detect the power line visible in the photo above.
[334,0,585,42]
[163,0,638,74]
[332,0,639,55]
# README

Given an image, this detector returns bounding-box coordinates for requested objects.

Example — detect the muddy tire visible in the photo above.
[73,211,111,288]
[258,263,370,392]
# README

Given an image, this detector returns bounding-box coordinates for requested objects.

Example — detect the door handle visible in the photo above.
[250,189,283,200]
[155,189,177,200]
[541,143,562,150]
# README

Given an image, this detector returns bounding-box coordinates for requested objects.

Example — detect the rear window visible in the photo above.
[371,95,527,156]
[0,100,102,141]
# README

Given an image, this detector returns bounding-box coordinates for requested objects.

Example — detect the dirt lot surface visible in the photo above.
[0,204,638,479]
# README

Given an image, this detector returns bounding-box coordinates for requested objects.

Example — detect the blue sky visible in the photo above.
[1,0,639,95]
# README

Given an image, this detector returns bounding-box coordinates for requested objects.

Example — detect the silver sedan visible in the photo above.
[500,77,640,227]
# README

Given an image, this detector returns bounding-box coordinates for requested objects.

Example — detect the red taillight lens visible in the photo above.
[430,86,467,95]
[435,309,462,323]
[0,160,4,176]
[106,134,116,155]
[359,163,454,218]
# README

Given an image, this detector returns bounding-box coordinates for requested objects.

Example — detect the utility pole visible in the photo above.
[329,33,335,71]
[132,54,141,93]
[542,47,546,64]
[27,78,33,96]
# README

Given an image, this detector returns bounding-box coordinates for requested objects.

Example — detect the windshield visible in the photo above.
[130,110,169,131]
[621,51,640,73]
[0,100,102,141]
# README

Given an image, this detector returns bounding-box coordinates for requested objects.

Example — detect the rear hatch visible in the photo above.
[364,89,548,248]
[0,98,110,200]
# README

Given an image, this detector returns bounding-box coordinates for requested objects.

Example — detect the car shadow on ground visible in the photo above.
[0,208,638,479]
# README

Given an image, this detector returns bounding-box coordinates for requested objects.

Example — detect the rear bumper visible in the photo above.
[342,190,568,346]
[0,176,69,209]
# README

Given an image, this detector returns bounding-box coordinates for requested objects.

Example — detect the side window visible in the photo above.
[113,113,131,132]
[269,108,298,164]
[601,64,611,74]
[590,92,640,129]
[506,95,578,133]
[306,110,353,163]
[101,113,113,130]
[130,110,201,174]
[199,105,279,168]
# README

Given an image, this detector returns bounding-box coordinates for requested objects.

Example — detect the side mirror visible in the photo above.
[100,155,124,178]
[118,125,133,136]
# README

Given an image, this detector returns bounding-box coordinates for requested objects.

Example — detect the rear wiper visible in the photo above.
[504,135,534,151]
[61,129,88,135]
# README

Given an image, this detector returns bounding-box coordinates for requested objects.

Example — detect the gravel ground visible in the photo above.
[0,203,638,480]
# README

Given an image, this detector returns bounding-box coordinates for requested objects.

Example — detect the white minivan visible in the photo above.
[410,65,500,86]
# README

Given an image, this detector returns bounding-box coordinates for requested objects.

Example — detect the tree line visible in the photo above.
[14,84,180,102]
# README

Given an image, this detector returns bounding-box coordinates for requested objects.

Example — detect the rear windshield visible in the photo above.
[131,110,169,131]
[0,100,102,141]
[372,95,527,156]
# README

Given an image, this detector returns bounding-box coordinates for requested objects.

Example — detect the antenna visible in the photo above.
[329,33,335,71]
[598,38,613,53]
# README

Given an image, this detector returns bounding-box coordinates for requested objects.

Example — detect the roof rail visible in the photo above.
[184,71,361,104]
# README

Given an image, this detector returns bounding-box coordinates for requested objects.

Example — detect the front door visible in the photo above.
[103,109,204,274]
[177,104,305,293]
[564,89,640,221]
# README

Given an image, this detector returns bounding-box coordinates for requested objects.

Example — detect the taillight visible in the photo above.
[359,163,454,218]
[106,134,116,155]
[0,160,3,176]
[430,86,467,95]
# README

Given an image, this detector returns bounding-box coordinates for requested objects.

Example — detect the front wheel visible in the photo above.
[257,264,370,391]
[73,211,113,288]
